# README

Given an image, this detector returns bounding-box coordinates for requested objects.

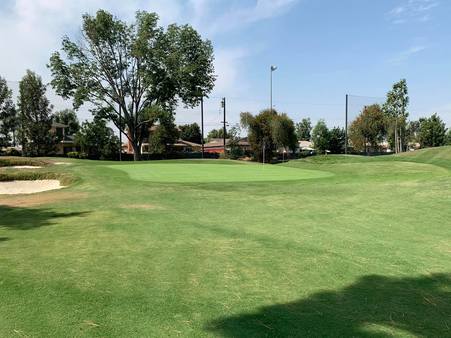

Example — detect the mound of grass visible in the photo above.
[108,162,332,183]
[0,157,49,168]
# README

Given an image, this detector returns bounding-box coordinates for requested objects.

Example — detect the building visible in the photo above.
[204,137,251,154]
[50,122,76,155]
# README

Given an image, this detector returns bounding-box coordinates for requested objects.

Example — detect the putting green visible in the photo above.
[108,162,332,183]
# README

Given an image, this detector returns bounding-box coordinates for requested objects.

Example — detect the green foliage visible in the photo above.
[296,118,312,140]
[49,10,215,160]
[272,113,298,152]
[328,127,346,154]
[75,117,120,160]
[0,76,18,147]
[53,109,80,136]
[148,110,179,154]
[383,79,409,153]
[240,109,296,162]
[406,120,421,143]
[349,104,386,153]
[227,124,244,160]
[446,130,451,146]
[178,123,201,144]
[418,113,447,148]
[311,119,329,154]
[18,70,55,156]
[207,128,228,141]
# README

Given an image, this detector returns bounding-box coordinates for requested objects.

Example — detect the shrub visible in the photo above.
[67,151,79,158]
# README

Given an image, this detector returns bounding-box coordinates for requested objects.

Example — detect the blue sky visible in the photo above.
[0,0,450,131]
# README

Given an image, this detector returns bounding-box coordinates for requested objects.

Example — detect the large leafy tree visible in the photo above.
[418,113,447,148]
[296,117,312,140]
[272,113,298,153]
[0,76,17,147]
[328,127,346,154]
[240,109,277,163]
[383,79,409,153]
[241,109,296,162]
[311,119,329,154]
[53,109,80,136]
[348,104,386,153]
[49,10,215,160]
[75,117,120,160]
[179,123,201,143]
[18,70,55,156]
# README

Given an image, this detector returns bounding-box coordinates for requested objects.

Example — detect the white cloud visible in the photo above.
[387,0,439,24]
[389,45,427,64]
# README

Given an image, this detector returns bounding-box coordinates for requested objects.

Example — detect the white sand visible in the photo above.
[54,162,71,165]
[0,180,64,195]
[10,166,42,169]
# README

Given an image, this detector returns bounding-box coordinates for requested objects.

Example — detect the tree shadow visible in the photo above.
[206,273,451,337]
[0,237,9,242]
[0,205,90,230]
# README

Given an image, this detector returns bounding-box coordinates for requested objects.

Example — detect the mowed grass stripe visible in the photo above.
[108,162,333,183]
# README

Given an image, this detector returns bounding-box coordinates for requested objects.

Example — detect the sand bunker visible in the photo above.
[54,162,72,165]
[10,166,43,169]
[0,180,64,195]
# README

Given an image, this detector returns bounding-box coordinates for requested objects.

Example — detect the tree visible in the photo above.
[18,70,55,156]
[49,10,215,161]
[75,117,120,160]
[272,113,298,154]
[227,124,244,160]
[53,109,80,136]
[406,120,420,144]
[0,76,17,147]
[207,128,228,141]
[311,119,329,154]
[383,79,409,153]
[240,109,277,163]
[418,114,447,148]
[296,118,312,140]
[148,109,179,154]
[348,104,386,153]
[328,127,346,154]
[179,123,201,143]
[446,129,451,146]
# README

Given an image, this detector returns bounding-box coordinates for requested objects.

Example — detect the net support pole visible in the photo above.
[201,96,204,159]
[345,94,348,155]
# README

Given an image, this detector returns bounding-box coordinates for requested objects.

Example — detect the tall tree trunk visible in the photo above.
[132,142,141,161]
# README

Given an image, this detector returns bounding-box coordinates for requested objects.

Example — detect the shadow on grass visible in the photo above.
[206,273,451,337]
[0,237,8,242]
[0,205,90,230]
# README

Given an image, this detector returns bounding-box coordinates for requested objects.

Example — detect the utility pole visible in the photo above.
[201,96,204,158]
[221,97,226,154]
[270,65,277,112]
[119,104,122,161]
[345,94,348,155]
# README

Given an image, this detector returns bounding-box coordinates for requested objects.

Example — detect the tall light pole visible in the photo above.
[270,65,277,112]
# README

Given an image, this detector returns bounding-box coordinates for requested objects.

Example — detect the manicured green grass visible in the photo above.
[0,148,450,337]
[109,161,332,183]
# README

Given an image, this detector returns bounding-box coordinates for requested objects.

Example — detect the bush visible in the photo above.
[67,151,79,158]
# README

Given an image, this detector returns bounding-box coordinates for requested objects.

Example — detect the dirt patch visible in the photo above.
[0,191,87,207]
[0,180,64,195]
[123,204,164,210]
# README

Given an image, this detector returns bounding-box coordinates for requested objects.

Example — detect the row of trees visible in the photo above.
[349,80,451,153]
[0,71,121,159]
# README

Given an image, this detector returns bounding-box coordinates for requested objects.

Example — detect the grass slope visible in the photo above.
[0,150,450,337]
